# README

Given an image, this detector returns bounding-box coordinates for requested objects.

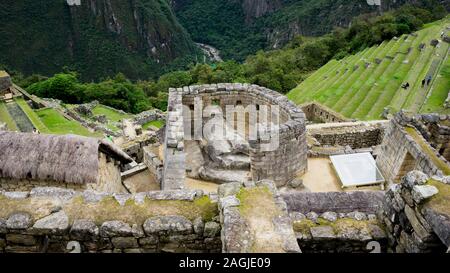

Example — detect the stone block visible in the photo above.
[310,226,335,240]
[32,211,69,234]
[6,213,32,230]
[111,237,139,249]
[412,185,438,204]
[100,221,133,237]
[70,219,99,240]
[143,216,193,235]
[6,234,36,246]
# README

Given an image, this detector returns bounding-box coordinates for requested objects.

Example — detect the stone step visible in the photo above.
[198,167,250,184]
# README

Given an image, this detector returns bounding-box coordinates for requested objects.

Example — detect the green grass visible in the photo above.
[0,102,18,131]
[92,105,132,122]
[420,54,450,114]
[287,18,450,120]
[142,120,165,129]
[36,108,101,137]
[14,98,50,133]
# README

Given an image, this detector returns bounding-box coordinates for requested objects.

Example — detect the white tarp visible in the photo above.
[330,152,385,188]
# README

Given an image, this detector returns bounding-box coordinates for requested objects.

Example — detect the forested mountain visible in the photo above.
[173,0,449,60]
[0,0,199,81]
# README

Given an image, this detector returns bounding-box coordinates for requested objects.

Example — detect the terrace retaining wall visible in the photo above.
[379,171,450,253]
[282,191,387,253]
[307,120,388,149]
[376,112,449,182]
[301,102,350,123]
[0,188,221,253]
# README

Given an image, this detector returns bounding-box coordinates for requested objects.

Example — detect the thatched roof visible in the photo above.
[0,132,132,184]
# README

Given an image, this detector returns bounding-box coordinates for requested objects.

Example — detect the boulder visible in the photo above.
[32,211,69,233]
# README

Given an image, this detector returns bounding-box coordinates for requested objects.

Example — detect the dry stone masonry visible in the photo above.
[377,112,450,182]
[163,83,308,188]
[283,191,387,253]
[163,88,186,190]
[379,171,450,252]
[307,120,388,149]
[300,102,351,124]
[218,180,300,253]
[0,188,221,253]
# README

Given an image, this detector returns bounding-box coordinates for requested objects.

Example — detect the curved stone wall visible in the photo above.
[163,83,308,188]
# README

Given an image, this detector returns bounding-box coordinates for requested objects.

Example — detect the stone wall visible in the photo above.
[0,178,85,192]
[96,153,128,193]
[143,147,163,186]
[65,103,119,137]
[282,191,387,253]
[307,120,388,149]
[162,88,186,190]
[0,188,221,253]
[376,112,450,182]
[218,180,300,253]
[121,134,158,163]
[134,109,166,126]
[300,102,350,123]
[379,171,450,253]
[163,83,308,188]
[0,71,12,92]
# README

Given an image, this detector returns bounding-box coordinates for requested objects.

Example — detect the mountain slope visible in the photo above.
[173,0,448,60]
[287,18,450,120]
[0,0,198,80]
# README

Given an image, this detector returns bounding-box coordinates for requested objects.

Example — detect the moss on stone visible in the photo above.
[0,194,218,225]
[236,187,285,253]
[425,179,450,217]
[0,195,58,221]
[292,217,382,237]
[331,218,377,234]
[292,219,317,234]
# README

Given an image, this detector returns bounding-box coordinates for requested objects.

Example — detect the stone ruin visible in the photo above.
[162,83,308,190]
[1,83,450,253]
[376,111,450,182]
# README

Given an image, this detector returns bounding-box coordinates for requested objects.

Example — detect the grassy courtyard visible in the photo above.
[92,105,132,122]
[36,108,101,137]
